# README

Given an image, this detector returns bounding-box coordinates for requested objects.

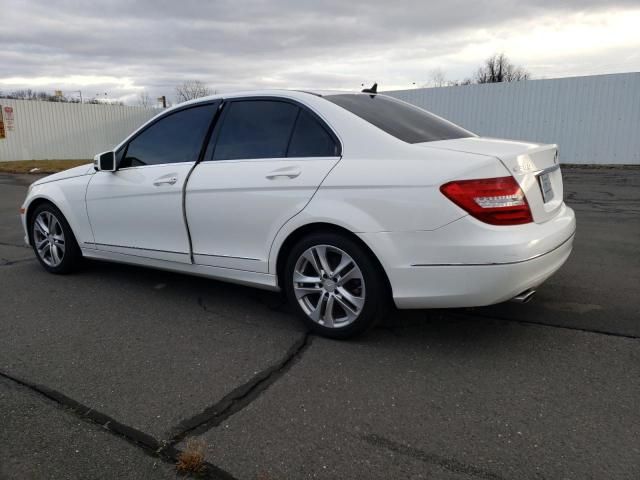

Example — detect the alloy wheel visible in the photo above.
[33,211,66,267]
[293,245,366,328]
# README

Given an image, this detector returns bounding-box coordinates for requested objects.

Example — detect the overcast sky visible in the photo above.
[1,0,639,105]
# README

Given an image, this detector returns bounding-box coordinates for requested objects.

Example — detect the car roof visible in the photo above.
[175,89,364,108]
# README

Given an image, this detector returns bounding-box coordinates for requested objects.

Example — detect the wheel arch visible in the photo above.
[274,222,392,296]
[25,196,81,247]
[25,197,58,245]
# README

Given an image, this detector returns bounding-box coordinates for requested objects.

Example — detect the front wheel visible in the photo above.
[30,203,82,274]
[284,232,389,339]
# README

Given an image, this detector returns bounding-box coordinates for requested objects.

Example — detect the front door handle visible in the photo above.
[153,176,178,186]
[266,167,301,180]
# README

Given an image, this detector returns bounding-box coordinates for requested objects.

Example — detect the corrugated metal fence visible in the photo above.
[1,73,639,163]
[0,99,160,161]
[387,72,640,164]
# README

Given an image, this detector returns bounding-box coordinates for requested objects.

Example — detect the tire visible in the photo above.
[284,232,390,339]
[30,203,82,274]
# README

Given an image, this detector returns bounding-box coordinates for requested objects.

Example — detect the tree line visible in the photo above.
[425,53,530,87]
[169,53,532,104]
[0,89,123,105]
[1,53,530,107]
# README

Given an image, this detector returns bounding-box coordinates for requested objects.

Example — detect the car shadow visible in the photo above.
[75,258,533,352]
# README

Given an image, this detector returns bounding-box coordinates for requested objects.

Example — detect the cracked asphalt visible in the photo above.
[0,167,639,479]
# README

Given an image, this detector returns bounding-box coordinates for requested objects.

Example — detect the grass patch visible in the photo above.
[0,159,91,174]
[176,438,207,476]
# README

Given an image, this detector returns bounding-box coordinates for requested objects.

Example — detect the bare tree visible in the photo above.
[137,90,152,107]
[427,68,449,88]
[8,89,36,100]
[474,53,530,84]
[422,69,475,88]
[175,80,213,103]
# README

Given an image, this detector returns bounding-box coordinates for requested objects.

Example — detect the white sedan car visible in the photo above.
[21,89,575,338]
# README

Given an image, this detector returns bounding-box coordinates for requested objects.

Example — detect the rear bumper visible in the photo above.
[391,232,573,308]
[359,204,576,309]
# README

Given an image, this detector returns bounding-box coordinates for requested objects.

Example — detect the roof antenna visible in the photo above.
[361,82,378,94]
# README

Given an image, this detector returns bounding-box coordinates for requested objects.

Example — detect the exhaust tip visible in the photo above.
[511,289,536,304]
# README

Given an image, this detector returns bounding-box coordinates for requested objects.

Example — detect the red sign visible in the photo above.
[3,106,14,131]
[0,105,5,139]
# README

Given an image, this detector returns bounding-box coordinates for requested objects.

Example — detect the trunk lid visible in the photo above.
[423,137,563,223]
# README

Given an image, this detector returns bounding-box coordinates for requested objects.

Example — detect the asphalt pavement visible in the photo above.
[0,167,638,479]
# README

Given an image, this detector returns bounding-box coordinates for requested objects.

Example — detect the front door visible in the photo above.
[86,102,219,263]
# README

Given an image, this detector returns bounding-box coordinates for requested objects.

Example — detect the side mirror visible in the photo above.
[94,151,116,172]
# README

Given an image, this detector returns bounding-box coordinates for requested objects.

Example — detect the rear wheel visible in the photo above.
[30,203,82,274]
[284,232,389,339]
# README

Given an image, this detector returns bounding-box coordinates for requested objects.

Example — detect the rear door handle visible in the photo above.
[153,176,178,186]
[265,167,301,179]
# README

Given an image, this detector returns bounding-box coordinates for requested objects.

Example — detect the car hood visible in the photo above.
[33,163,95,186]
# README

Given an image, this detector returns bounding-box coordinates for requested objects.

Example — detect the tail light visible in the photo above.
[440,176,533,225]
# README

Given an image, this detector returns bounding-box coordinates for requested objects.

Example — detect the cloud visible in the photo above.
[1,0,639,104]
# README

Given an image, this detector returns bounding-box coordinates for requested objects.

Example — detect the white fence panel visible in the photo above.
[0,99,160,161]
[386,73,640,164]
[2,74,639,164]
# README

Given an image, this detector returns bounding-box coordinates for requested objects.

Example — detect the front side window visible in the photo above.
[212,100,298,160]
[120,104,217,168]
[324,94,473,144]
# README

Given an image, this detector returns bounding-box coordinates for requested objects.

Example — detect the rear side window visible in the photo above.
[288,109,339,157]
[212,100,298,160]
[324,94,473,144]
[120,104,216,168]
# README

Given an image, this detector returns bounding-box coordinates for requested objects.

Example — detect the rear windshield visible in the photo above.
[324,94,473,144]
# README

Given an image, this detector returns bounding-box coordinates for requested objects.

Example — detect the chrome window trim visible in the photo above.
[197,156,340,165]
[111,161,196,172]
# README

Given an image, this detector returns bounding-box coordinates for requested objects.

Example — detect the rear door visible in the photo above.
[85,102,219,262]
[186,98,341,273]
